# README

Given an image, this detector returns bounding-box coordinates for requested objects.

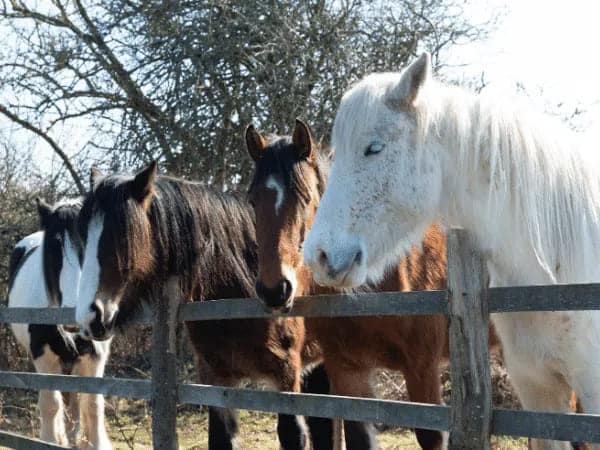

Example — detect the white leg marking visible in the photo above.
[74,340,112,450]
[77,214,104,326]
[34,347,68,446]
[265,175,285,215]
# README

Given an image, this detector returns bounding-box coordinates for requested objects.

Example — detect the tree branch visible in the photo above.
[0,104,85,194]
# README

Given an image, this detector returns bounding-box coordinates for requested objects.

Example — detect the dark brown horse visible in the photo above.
[247,120,453,450]
[74,165,330,450]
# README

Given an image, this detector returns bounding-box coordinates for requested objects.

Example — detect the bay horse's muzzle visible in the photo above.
[255,279,294,313]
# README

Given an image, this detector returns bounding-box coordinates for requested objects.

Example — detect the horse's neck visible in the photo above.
[435,91,600,285]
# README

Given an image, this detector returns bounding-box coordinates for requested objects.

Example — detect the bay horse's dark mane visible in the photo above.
[80,173,258,327]
[248,135,330,204]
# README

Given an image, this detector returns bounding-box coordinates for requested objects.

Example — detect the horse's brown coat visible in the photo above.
[247,121,500,450]
[79,166,325,449]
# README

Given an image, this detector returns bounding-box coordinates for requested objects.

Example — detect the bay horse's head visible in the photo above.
[246,119,327,312]
[76,162,157,340]
[36,197,83,307]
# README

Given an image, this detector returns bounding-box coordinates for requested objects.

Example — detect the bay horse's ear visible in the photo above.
[90,166,103,190]
[292,118,313,160]
[387,52,431,108]
[131,161,158,203]
[35,197,51,225]
[245,124,267,162]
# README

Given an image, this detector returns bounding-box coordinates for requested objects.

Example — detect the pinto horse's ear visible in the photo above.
[131,161,158,204]
[90,167,103,190]
[387,52,431,109]
[245,124,267,162]
[35,197,52,225]
[292,119,314,161]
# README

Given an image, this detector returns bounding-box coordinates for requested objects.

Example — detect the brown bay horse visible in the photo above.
[247,120,472,450]
[75,165,331,450]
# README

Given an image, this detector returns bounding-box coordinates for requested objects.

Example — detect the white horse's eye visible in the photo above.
[364,142,385,156]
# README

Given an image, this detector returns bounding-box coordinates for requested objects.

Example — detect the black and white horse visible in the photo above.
[8,198,112,450]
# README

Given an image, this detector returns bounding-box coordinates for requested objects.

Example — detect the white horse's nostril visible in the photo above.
[317,248,329,268]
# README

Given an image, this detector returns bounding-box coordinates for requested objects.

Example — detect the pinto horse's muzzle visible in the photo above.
[80,301,117,341]
[255,279,294,313]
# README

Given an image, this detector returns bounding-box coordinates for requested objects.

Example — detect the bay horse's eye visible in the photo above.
[364,142,385,156]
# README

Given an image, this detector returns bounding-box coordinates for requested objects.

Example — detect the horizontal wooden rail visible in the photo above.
[178,384,450,431]
[2,371,599,444]
[0,371,150,399]
[4,282,600,325]
[0,430,72,449]
[0,290,447,324]
[5,283,600,325]
[493,409,600,443]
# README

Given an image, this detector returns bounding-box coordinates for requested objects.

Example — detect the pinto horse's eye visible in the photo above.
[364,142,385,156]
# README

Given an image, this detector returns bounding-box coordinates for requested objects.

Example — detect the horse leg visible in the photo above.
[566,368,600,450]
[301,363,334,450]
[64,391,80,444]
[509,369,572,450]
[33,348,68,445]
[326,365,377,450]
[74,341,112,450]
[403,363,444,450]
[197,363,241,450]
[273,351,309,450]
[208,406,240,450]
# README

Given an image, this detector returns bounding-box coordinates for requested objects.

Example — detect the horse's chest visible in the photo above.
[491,311,588,370]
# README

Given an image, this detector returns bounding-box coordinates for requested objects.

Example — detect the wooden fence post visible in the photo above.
[151,277,180,449]
[447,228,492,450]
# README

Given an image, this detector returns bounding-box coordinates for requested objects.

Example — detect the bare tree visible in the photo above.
[0,0,497,189]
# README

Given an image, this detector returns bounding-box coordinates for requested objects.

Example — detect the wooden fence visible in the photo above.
[1,229,600,449]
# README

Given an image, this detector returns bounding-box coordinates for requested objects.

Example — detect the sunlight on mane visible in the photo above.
[418,81,600,282]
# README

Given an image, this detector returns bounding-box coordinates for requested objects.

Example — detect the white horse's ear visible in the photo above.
[387,52,431,109]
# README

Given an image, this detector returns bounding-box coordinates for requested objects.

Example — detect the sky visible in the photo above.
[445,0,600,130]
[4,0,600,176]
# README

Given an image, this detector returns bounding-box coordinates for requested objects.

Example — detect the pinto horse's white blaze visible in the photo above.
[59,233,81,308]
[77,214,104,328]
[305,52,600,449]
[265,175,285,214]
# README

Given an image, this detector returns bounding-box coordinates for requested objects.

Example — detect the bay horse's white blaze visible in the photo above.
[266,175,285,214]
[304,53,600,449]
[77,214,103,331]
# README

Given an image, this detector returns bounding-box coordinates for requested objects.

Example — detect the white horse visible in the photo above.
[8,198,112,450]
[303,52,600,450]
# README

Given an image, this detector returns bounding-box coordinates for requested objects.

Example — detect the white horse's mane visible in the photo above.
[337,71,600,281]
[416,80,600,282]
